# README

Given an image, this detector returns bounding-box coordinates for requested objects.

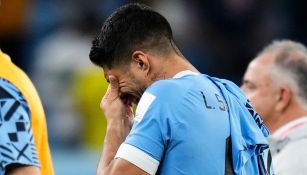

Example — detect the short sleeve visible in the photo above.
[115,91,170,175]
[0,78,40,173]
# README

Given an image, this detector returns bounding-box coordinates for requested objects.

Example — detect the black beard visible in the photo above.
[120,85,146,105]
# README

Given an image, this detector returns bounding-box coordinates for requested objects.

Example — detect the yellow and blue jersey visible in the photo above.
[0,50,54,175]
[0,78,39,175]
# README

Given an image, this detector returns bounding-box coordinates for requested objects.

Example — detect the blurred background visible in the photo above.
[1,0,307,174]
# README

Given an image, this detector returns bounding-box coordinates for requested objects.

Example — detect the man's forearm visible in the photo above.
[96,75,134,175]
[6,165,40,175]
[97,120,127,175]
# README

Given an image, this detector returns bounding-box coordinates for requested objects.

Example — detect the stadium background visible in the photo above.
[1,0,307,174]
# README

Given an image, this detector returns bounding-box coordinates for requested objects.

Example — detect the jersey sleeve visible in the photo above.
[0,78,40,173]
[115,90,172,175]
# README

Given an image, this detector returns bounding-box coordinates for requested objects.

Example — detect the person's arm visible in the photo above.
[97,75,148,175]
[0,78,40,175]
[6,165,40,175]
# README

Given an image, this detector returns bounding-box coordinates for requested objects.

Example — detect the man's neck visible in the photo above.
[268,103,307,133]
[151,54,199,81]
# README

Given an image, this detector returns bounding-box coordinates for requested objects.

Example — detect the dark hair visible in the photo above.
[89,3,174,68]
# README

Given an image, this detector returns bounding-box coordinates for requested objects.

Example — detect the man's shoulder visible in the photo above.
[288,121,307,139]
[0,78,40,171]
[270,121,307,156]
[285,123,307,149]
[137,77,199,115]
[146,74,208,96]
[272,133,307,174]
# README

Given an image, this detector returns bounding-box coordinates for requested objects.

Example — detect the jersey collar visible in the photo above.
[0,49,11,62]
[173,70,199,78]
[271,116,307,140]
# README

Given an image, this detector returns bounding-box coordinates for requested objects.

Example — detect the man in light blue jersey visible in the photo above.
[89,3,273,175]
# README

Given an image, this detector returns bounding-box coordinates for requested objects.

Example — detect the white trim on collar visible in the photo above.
[173,70,199,78]
[271,116,307,140]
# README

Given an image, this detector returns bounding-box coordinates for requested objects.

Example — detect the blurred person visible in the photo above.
[32,26,91,148]
[241,40,307,174]
[0,50,54,175]
[71,69,108,149]
[89,3,273,175]
[30,10,106,148]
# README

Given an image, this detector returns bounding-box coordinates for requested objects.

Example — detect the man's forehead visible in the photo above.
[248,54,275,72]
[245,60,273,85]
[254,53,277,65]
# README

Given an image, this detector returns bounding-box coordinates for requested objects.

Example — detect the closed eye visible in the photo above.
[242,80,256,90]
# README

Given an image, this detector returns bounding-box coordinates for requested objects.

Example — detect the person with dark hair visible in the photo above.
[90,3,273,175]
[242,40,307,174]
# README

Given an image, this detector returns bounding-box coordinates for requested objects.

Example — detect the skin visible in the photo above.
[5,164,40,175]
[241,53,280,131]
[241,53,307,132]
[97,49,198,175]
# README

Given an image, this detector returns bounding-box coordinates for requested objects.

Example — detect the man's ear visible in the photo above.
[275,85,292,112]
[131,51,150,73]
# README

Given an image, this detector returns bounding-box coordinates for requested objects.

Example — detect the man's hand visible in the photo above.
[98,79,150,175]
[100,75,134,136]
[97,75,136,175]
[6,165,40,175]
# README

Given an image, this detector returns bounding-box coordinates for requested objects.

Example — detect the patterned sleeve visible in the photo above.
[0,78,39,173]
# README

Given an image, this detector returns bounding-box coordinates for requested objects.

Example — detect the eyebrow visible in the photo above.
[242,79,249,84]
[242,79,256,87]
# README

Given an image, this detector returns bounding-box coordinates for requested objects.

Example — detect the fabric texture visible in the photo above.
[120,73,232,174]
[0,50,54,175]
[117,71,274,174]
[207,76,274,175]
[0,79,39,175]
[269,117,307,175]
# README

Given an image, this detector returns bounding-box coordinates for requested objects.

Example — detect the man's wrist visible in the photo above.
[105,119,127,140]
[106,118,124,128]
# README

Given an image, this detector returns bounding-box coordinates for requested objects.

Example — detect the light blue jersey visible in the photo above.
[115,71,273,175]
